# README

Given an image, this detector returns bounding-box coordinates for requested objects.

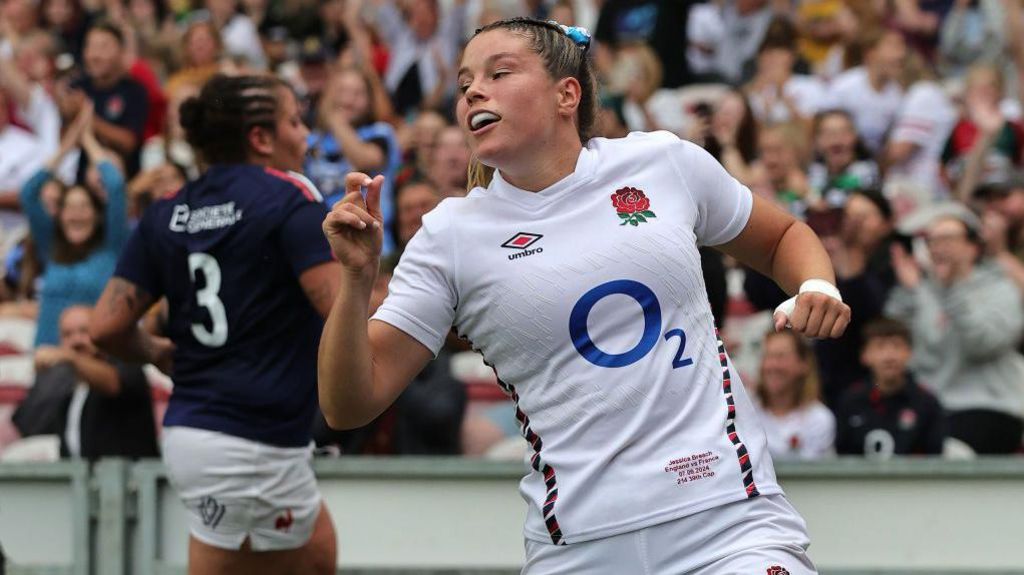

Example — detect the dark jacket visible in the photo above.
[55,361,159,460]
[835,375,946,456]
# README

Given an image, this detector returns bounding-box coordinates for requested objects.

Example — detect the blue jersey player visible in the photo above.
[91,75,339,575]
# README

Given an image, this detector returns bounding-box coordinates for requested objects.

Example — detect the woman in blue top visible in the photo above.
[305,66,401,254]
[20,105,128,346]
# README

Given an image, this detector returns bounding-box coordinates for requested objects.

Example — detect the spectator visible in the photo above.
[946,64,1024,200]
[40,305,159,459]
[394,179,440,250]
[140,79,199,179]
[20,105,128,347]
[938,0,1006,79]
[713,0,774,84]
[822,27,906,153]
[426,125,470,197]
[360,0,467,116]
[697,89,758,184]
[754,330,836,461]
[835,317,945,457]
[4,31,61,156]
[166,20,223,92]
[0,88,47,244]
[977,174,1024,294]
[40,0,91,63]
[795,0,857,77]
[886,204,1024,454]
[686,2,726,80]
[883,52,957,203]
[594,0,696,88]
[65,21,149,178]
[745,17,826,125]
[749,122,811,218]
[305,65,401,253]
[815,188,897,408]
[125,163,187,220]
[0,0,39,57]
[203,0,267,70]
[395,108,446,186]
[807,109,879,209]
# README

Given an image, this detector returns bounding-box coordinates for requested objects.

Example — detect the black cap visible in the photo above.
[299,36,330,64]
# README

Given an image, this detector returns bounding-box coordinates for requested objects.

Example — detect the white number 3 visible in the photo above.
[188,253,228,347]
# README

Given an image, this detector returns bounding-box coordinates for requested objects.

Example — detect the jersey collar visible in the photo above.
[488,144,597,207]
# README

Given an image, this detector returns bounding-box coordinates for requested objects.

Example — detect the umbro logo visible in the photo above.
[502,232,544,261]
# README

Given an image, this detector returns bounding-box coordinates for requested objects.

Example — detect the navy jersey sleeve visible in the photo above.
[271,173,334,277]
[114,209,163,298]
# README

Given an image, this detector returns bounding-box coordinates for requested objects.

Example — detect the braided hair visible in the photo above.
[179,74,287,165]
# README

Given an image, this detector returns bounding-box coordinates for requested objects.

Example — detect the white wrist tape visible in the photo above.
[774,279,843,320]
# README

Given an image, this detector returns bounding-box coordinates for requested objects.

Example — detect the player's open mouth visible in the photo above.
[469,110,501,133]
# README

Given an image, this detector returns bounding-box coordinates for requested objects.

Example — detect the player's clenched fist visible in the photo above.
[323,172,384,275]
[773,280,851,339]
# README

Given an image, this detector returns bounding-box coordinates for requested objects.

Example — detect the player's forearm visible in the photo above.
[318,272,380,429]
[768,220,837,295]
[68,353,121,396]
[93,324,159,366]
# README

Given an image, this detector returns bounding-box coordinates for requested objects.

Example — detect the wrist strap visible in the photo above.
[798,279,842,303]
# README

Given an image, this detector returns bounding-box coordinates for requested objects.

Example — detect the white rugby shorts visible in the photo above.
[523,493,816,575]
[162,426,322,551]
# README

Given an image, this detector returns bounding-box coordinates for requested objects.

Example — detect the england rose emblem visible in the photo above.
[610,186,656,226]
[767,566,791,575]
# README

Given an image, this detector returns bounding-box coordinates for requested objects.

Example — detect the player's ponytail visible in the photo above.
[466,159,494,190]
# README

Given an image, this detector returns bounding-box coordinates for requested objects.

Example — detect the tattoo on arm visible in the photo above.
[103,278,154,321]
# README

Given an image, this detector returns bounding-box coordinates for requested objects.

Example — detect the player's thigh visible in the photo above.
[302,503,337,575]
[187,536,283,575]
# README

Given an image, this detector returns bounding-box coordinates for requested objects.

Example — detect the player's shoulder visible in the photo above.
[261,167,325,203]
[588,130,704,171]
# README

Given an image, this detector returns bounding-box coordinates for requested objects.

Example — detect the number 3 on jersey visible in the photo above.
[569,279,693,368]
[188,253,228,347]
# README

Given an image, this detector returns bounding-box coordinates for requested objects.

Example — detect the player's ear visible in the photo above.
[555,76,581,120]
[247,125,274,158]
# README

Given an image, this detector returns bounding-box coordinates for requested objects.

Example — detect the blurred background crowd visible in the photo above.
[1,0,1024,463]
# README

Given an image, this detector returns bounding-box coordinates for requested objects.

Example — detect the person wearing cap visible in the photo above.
[885,203,1024,454]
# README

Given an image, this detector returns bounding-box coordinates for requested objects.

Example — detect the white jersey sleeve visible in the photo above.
[370,202,458,355]
[664,135,753,247]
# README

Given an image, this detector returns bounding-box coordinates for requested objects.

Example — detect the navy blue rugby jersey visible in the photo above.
[115,164,333,447]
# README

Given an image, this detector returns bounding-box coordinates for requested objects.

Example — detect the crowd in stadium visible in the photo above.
[1,0,1023,462]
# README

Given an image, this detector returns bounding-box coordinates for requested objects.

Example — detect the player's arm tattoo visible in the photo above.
[102,278,154,321]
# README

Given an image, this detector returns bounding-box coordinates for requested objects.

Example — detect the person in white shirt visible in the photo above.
[745,18,826,125]
[0,88,47,245]
[754,330,836,460]
[319,17,850,574]
[822,28,907,153]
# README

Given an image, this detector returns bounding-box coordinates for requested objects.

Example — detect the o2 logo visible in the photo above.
[569,279,693,368]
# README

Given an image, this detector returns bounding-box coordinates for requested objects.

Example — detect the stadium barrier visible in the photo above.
[1,458,1023,575]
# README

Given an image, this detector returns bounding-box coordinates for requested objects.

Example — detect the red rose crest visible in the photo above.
[610,186,656,226]
[767,566,791,575]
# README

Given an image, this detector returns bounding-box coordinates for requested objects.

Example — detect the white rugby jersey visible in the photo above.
[372,131,782,545]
